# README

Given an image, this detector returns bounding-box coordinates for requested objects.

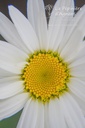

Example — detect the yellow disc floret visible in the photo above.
[22,50,70,102]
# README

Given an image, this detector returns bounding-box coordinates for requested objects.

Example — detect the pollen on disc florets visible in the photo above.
[21,50,70,103]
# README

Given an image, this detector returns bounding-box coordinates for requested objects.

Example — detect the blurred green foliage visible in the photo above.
[0,110,22,128]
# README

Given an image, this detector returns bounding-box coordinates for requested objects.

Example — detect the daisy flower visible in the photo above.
[0,0,85,127]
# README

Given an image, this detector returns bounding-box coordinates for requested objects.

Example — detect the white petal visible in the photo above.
[69,57,85,68]
[48,100,59,128]
[0,12,29,53]
[0,68,15,78]
[0,41,27,74]
[70,92,85,115]
[0,41,28,63]
[77,77,85,82]
[0,76,20,86]
[0,93,28,121]
[0,62,27,78]
[60,92,85,128]
[35,103,44,128]
[60,16,85,62]
[68,78,85,101]
[44,103,49,128]
[9,6,40,52]
[0,76,24,99]
[70,63,85,77]
[17,99,38,128]
[0,60,26,74]
[47,99,67,128]
[80,40,85,50]
[27,0,48,50]
[59,5,85,53]
[48,0,74,50]
[69,45,85,67]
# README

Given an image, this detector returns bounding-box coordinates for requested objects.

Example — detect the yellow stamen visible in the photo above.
[22,51,70,102]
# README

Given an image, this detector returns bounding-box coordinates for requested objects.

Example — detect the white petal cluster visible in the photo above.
[0,0,85,128]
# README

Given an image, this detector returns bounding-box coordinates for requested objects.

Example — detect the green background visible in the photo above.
[0,110,22,128]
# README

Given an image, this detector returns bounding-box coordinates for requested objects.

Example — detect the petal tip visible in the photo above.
[8,5,15,12]
[0,12,3,16]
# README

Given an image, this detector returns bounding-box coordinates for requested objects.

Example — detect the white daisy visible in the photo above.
[0,0,85,127]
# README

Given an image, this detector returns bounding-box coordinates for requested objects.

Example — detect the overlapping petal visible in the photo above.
[60,93,85,128]
[46,99,67,128]
[0,76,24,99]
[60,14,85,62]
[0,41,28,74]
[17,100,41,128]
[8,6,40,52]
[27,0,48,49]
[59,5,85,53]
[48,0,74,50]
[68,78,85,100]
[0,93,28,121]
[0,41,28,63]
[0,12,29,53]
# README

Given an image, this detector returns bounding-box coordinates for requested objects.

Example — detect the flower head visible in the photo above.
[0,0,85,128]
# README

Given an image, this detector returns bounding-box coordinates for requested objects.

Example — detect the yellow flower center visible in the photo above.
[22,51,70,102]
